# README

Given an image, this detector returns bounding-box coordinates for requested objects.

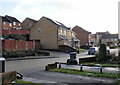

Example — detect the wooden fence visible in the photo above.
[1,40,40,50]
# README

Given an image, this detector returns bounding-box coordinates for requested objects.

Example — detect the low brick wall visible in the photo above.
[79,57,96,64]
[45,63,57,71]
[0,71,16,84]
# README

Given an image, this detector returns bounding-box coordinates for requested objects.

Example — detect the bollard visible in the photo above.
[100,65,102,73]
[0,57,6,73]
[59,63,61,69]
[80,64,83,72]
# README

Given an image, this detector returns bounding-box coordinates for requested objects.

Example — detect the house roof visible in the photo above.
[58,34,70,40]
[73,37,80,41]
[101,34,118,39]
[5,15,21,23]
[26,17,38,23]
[2,16,11,22]
[96,31,110,35]
[42,16,70,30]
[73,25,91,33]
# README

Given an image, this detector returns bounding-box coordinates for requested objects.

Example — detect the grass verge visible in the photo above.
[81,62,119,67]
[49,68,120,79]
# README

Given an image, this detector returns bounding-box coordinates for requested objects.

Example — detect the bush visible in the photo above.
[97,44,108,62]
[95,44,112,62]
[35,50,50,56]
[2,49,50,58]
[25,50,35,56]
[2,50,32,58]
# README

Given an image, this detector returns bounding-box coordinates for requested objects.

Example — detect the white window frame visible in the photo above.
[9,23,12,27]
[13,22,16,25]
[19,23,21,26]
[3,22,6,25]
[64,30,67,35]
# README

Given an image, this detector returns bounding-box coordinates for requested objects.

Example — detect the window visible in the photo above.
[114,39,118,41]
[19,23,21,26]
[3,22,6,25]
[9,23,12,27]
[72,32,74,37]
[37,28,41,33]
[64,30,66,35]
[111,39,113,41]
[3,28,8,30]
[13,22,16,25]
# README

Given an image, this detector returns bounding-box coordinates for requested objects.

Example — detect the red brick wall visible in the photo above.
[72,26,90,46]
[2,29,29,35]
[2,22,12,30]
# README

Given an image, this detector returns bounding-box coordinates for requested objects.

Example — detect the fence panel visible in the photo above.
[27,41,35,50]
[4,40,15,50]
[16,41,26,50]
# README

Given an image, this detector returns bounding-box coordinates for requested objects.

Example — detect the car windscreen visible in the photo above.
[89,48,95,51]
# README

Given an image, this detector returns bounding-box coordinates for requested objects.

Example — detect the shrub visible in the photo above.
[2,49,50,58]
[25,50,35,56]
[35,50,50,56]
[98,44,107,61]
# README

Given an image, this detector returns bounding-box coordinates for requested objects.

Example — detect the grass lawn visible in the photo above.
[81,62,119,67]
[79,49,86,51]
[49,68,120,79]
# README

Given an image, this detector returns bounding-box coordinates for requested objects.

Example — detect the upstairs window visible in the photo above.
[114,39,118,41]
[13,22,16,25]
[64,30,67,35]
[19,23,21,26]
[3,22,6,25]
[9,23,12,27]
[37,28,41,33]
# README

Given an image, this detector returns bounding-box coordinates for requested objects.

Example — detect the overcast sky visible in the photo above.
[0,0,119,34]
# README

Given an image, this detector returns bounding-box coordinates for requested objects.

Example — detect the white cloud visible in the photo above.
[2,0,119,33]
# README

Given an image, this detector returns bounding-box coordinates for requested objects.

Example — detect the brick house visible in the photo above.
[29,16,79,50]
[89,31,119,46]
[0,15,29,39]
[21,17,38,30]
[1,15,22,30]
[0,15,36,51]
[72,25,91,47]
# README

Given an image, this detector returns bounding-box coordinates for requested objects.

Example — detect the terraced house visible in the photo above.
[89,31,119,47]
[28,16,80,50]
[0,15,35,51]
[0,15,21,30]
[21,17,38,30]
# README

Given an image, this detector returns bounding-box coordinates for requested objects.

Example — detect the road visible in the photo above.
[6,51,116,83]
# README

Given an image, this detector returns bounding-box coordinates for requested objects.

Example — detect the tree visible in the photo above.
[98,44,107,61]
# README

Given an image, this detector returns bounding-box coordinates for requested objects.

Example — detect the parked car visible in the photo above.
[106,46,110,55]
[88,47,98,55]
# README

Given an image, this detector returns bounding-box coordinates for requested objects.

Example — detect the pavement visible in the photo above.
[22,71,116,84]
